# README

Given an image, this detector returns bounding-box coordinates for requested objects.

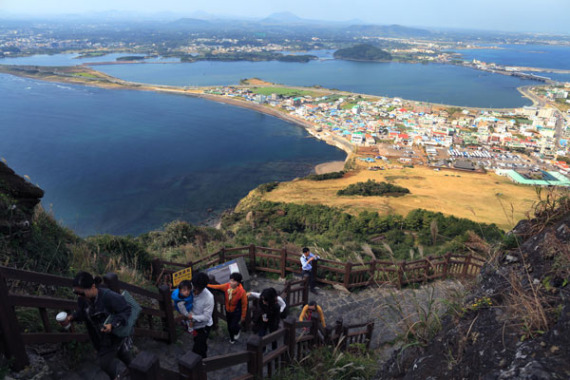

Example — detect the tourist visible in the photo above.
[248,287,288,319]
[188,272,214,358]
[171,280,194,333]
[299,300,326,328]
[61,271,133,379]
[207,272,247,344]
[251,288,281,339]
[300,247,319,294]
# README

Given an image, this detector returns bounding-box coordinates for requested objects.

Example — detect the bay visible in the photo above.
[94,60,537,108]
[0,74,346,236]
[1,53,538,108]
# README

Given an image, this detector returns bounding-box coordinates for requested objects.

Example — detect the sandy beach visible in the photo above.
[315,161,345,174]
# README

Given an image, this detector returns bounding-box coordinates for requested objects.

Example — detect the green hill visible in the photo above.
[333,44,392,61]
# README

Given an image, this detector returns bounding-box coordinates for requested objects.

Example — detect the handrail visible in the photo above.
[154,246,485,290]
[0,266,177,371]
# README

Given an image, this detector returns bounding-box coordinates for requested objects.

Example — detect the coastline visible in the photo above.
[0,63,541,170]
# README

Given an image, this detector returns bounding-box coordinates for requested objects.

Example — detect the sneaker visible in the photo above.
[187,326,194,333]
[234,331,240,341]
[229,338,236,344]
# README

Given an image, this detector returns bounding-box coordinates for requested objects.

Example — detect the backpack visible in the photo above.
[104,290,142,338]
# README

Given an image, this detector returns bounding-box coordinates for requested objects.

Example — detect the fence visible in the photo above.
[128,316,374,380]
[0,267,309,371]
[154,245,485,290]
[0,266,177,371]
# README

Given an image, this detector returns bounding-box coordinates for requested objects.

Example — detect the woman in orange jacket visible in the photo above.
[207,272,248,344]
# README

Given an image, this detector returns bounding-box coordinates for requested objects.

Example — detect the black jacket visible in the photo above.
[252,301,280,333]
[72,288,131,353]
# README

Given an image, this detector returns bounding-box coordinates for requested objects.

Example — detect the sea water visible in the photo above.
[0,74,346,236]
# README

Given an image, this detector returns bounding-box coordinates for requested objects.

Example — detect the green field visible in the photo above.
[250,86,321,97]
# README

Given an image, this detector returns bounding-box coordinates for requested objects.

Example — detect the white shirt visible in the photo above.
[191,288,214,329]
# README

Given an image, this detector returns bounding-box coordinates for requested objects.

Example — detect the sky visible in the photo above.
[1,0,569,34]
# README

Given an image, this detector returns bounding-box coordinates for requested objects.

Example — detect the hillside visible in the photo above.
[380,195,570,379]
[333,44,392,61]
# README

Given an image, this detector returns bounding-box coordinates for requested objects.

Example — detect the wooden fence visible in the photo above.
[128,316,374,380]
[154,245,485,290]
[0,267,308,371]
[0,266,177,371]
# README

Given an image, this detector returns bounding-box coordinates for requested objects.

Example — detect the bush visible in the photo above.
[257,181,279,193]
[86,234,150,271]
[306,171,345,181]
[338,180,410,196]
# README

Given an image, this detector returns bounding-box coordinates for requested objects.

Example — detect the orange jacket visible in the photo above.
[207,283,248,320]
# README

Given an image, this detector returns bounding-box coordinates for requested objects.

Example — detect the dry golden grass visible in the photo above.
[263,166,538,230]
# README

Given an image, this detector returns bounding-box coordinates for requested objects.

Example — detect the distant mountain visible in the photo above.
[346,24,432,37]
[261,12,303,23]
[168,18,212,29]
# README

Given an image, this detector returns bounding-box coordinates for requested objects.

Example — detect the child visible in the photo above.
[171,280,194,333]
[207,272,247,344]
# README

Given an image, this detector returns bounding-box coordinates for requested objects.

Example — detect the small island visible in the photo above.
[333,43,392,62]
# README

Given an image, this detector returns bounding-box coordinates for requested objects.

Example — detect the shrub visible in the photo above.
[306,171,345,181]
[338,180,410,196]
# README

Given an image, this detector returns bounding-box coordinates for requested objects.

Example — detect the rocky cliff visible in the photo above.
[379,197,570,379]
[0,162,44,237]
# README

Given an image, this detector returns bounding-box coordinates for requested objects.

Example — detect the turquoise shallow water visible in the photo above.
[0,74,346,236]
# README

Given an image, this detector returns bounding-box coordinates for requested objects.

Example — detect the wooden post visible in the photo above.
[158,285,177,344]
[103,272,120,293]
[368,260,376,286]
[0,270,28,370]
[302,277,309,306]
[219,248,226,264]
[310,314,319,347]
[462,254,472,278]
[283,317,296,363]
[283,281,291,309]
[39,308,51,333]
[280,248,287,279]
[130,351,160,380]
[443,252,451,278]
[151,258,163,282]
[344,262,353,289]
[246,335,264,379]
[249,244,256,272]
[179,351,206,380]
[366,322,375,349]
[398,260,406,288]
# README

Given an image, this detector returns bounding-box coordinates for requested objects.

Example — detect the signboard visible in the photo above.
[172,267,192,287]
[204,257,250,288]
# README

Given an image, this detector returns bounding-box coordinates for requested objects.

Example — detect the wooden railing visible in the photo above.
[154,245,485,290]
[128,316,374,380]
[0,266,177,371]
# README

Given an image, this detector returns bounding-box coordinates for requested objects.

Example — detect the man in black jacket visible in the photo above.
[62,272,132,379]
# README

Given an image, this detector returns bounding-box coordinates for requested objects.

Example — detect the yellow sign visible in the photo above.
[172,267,192,287]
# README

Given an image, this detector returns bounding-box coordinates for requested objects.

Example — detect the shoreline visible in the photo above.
[0,63,542,172]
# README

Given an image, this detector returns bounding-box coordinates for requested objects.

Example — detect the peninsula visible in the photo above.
[0,63,568,229]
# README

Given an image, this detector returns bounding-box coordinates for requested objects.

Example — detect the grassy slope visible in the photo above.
[261,166,537,230]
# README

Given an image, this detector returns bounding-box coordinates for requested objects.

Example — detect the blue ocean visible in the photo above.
[0,74,346,236]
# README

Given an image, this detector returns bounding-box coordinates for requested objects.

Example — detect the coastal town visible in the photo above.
[204,83,570,186]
